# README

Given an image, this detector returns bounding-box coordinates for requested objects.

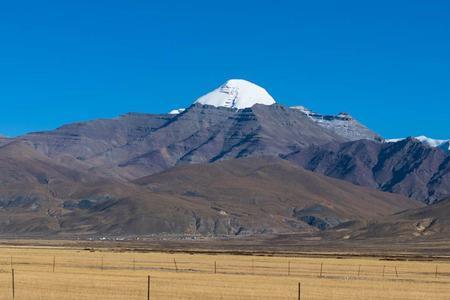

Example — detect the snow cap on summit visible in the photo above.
[195,79,276,109]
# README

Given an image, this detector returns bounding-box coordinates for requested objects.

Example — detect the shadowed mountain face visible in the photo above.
[0,140,420,237]
[20,104,355,180]
[284,138,450,203]
[133,157,420,233]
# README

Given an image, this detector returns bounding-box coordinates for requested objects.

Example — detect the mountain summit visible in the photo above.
[195,79,276,109]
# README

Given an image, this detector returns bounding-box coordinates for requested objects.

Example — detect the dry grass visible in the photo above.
[0,246,448,299]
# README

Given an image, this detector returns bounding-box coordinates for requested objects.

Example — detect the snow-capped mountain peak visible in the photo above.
[194,79,276,109]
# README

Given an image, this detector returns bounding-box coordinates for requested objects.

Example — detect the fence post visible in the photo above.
[133,258,136,271]
[53,256,56,273]
[101,256,104,271]
[288,261,291,276]
[147,275,151,300]
[173,258,178,272]
[11,268,15,299]
[319,263,323,278]
[395,266,399,278]
[357,265,361,277]
[435,265,438,279]
[10,256,13,270]
[298,282,301,300]
[214,261,217,274]
[382,265,385,278]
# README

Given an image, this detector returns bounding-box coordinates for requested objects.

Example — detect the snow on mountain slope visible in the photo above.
[195,79,276,109]
[418,137,450,153]
[291,106,382,141]
[385,138,403,143]
[168,108,186,115]
[387,136,450,152]
[415,136,449,148]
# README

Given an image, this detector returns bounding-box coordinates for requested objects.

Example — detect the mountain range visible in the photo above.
[0,79,448,238]
[284,138,450,204]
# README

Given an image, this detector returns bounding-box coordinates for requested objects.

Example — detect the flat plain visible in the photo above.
[0,246,449,299]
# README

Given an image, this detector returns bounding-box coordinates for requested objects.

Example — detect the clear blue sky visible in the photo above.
[0,1,449,138]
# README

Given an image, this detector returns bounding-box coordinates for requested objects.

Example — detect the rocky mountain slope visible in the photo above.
[387,136,450,153]
[332,197,450,241]
[284,138,450,203]
[19,103,353,180]
[0,141,419,236]
[134,157,419,231]
[291,106,382,142]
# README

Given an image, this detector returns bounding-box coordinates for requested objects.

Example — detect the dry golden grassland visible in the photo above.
[0,246,448,299]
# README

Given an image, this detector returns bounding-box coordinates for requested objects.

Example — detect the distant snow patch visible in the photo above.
[169,108,186,115]
[386,136,450,152]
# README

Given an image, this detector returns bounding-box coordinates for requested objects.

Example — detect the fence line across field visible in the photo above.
[2,258,450,300]
[4,269,450,300]
[1,255,449,282]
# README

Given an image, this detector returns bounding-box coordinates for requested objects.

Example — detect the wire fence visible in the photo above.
[2,254,448,280]
[0,251,449,299]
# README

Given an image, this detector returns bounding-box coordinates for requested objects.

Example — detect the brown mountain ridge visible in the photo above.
[0,139,420,237]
